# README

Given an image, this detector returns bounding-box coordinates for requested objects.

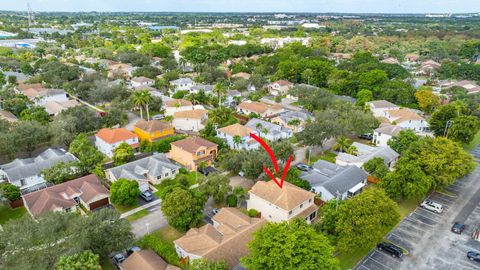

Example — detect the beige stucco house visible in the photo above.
[169,137,218,171]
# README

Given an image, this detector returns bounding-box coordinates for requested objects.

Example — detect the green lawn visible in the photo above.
[113,202,139,214]
[136,226,185,268]
[464,130,480,151]
[337,246,372,270]
[155,226,185,242]
[126,209,149,222]
[100,256,114,270]
[308,151,337,164]
[397,197,422,218]
[0,205,27,224]
[154,171,203,197]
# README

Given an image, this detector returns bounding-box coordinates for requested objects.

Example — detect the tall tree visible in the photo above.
[113,143,134,166]
[198,173,232,203]
[55,250,101,270]
[161,187,206,232]
[110,178,141,206]
[448,115,480,144]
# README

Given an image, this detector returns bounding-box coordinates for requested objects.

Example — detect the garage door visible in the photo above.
[89,197,110,210]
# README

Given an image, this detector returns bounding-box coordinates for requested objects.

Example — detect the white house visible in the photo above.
[268,80,293,96]
[245,118,293,141]
[367,100,399,118]
[164,99,194,116]
[105,153,180,192]
[224,90,242,106]
[216,123,260,150]
[172,109,208,132]
[130,76,155,88]
[236,101,284,118]
[373,124,404,147]
[335,142,399,169]
[170,78,194,92]
[94,128,139,158]
[247,181,318,224]
[384,108,429,133]
[0,148,77,191]
[300,160,368,201]
[272,111,313,133]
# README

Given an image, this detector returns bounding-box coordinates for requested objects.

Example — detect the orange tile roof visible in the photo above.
[173,109,208,119]
[217,123,253,137]
[237,101,282,114]
[96,128,138,144]
[134,120,173,133]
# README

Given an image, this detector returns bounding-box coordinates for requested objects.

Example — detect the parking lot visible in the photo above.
[356,155,480,270]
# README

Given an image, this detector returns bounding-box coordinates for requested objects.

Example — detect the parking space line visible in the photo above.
[372,250,402,263]
[415,208,443,219]
[429,193,456,204]
[357,265,370,270]
[405,216,435,227]
[368,257,393,270]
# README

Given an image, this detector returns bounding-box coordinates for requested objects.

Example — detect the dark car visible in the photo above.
[296,163,312,172]
[358,133,373,140]
[377,242,403,258]
[127,246,141,256]
[112,253,126,267]
[198,166,219,176]
[451,222,466,234]
[140,190,153,202]
[467,251,480,263]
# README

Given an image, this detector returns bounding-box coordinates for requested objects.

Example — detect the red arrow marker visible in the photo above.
[250,132,293,189]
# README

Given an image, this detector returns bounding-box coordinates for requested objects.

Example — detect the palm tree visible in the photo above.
[130,91,147,120]
[346,145,358,156]
[233,186,247,207]
[141,90,153,121]
[333,136,351,153]
[213,83,226,107]
[255,123,263,136]
[233,135,242,149]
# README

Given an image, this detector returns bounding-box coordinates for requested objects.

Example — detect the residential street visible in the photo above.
[129,203,168,238]
[356,145,480,270]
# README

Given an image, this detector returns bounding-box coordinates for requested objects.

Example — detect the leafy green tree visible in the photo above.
[448,115,480,144]
[60,106,100,133]
[140,43,172,58]
[42,161,84,185]
[242,219,340,270]
[332,136,352,153]
[190,259,228,270]
[110,178,141,206]
[415,89,440,113]
[49,114,78,146]
[356,89,373,107]
[1,183,21,201]
[113,143,134,166]
[20,107,50,124]
[288,85,334,112]
[358,69,388,90]
[198,173,232,203]
[161,187,206,231]
[55,250,101,270]
[284,169,311,190]
[270,140,294,163]
[429,104,461,136]
[362,157,389,180]
[335,188,400,252]
[387,130,419,154]
[13,121,50,153]
[315,199,344,244]
[69,133,104,170]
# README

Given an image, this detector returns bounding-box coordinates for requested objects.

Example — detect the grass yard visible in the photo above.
[100,256,115,270]
[154,171,203,197]
[0,205,27,224]
[397,197,422,218]
[337,246,372,270]
[126,209,149,222]
[464,130,480,151]
[308,151,337,164]
[113,202,139,214]
[136,226,185,268]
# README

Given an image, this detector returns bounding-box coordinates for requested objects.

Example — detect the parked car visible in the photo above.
[296,163,312,172]
[140,190,153,202]
[112,253,126,268]
[198,166,219,176]
[451,222,466,234]
[467,251,480,263]
[127,246,141,256]
[152,114,165,120]
[358,133,373,140]
[377,242,403,258]
[238,171,245,177]
[420,200,443,214]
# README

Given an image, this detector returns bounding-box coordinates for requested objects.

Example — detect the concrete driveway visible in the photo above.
[229,176,254,190]
[130,203,168,238]
[124,112,140,131]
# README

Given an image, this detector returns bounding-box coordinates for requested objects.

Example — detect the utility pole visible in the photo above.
[443,120,453,138]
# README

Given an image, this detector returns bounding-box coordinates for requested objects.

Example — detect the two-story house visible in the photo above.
[95,128,139,158]
[271,111,313,133]
[105,153,180,191]
[169,137,218,171]
[236,101,283,118]
[172,109,208,132]
[130,76,155,88]
[384,108,429,133]
[245,118,293,141]
[216,123,260,150]
[164,99,194,116]
[247,181,319,224]
[268,80,293,96]
[133,120,174,142]
[170,78,195,92]
[367,100,399,118]
[373,124,404,147]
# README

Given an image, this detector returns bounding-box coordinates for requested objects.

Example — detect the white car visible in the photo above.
[420,200,443,214]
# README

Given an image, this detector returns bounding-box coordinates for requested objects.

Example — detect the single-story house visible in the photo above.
[236,101,283,118]
[301,160,368,201]
[336,142,399,168]
[216,123,260,150]
[368,100,399,118]
[373,124,404,147]
[170,78,195,92]
[164,99,194,116]
[121,249,180,270]
[245,118,293,141]
[106,153,180,191]
[130,76,155,88]
[172,109,208,132]
[271,111,313,133]
[268,80,293,96]
[22,174,110,218]
[0,109,18,123]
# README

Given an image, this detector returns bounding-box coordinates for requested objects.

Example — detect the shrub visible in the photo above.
[1,183,20,201]
[226,194,238,207]
[137,234,180,267]
[248,209,259,218]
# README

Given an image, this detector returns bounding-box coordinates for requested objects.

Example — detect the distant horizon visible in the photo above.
[2,0,480,14]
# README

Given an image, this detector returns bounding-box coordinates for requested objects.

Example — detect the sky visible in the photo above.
[2,0,480,13]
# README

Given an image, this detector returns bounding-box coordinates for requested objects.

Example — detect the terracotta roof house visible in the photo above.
[381,57,400,65]
[301,160,368,201]
[172,109,208,132]
[44,99,79,116]
[416,59,441,76]
[164,99,195,116]
[442,80,480,95]
[169,137,218,171]
[95,128,139,158]
[174,208,266,268]
[106,153,180,192]
[247,181,318,223]
[268,80,294,96]
[232,72,251,80]
[22,174,109,218]
[405,54,420,62]
[107,63,134,79]
[236,101,283,118]
[216,123,260,150]
[134,120,174,142]
[121,249,180,270]
[0,148,77,191]
[0,109,18,123]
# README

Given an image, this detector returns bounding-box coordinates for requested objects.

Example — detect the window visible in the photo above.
[300,204,303,208]
[289,210,292,215]
[197,150,205,156]
[20,179,25,186]
[309,199,312,203]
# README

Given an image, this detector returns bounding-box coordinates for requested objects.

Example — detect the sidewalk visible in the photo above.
[120,199,161,219]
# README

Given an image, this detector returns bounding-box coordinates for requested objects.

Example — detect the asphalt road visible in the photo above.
[356,145,480,270]
[130,203,167,238]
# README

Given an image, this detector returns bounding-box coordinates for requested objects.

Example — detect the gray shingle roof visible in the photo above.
[245,118,292,136]
[107,153,180,181]
[276,110,313,123]
[0,148,77,181]
[336,142,399,165]
[171,78,193,85]
[300,160,368,195]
